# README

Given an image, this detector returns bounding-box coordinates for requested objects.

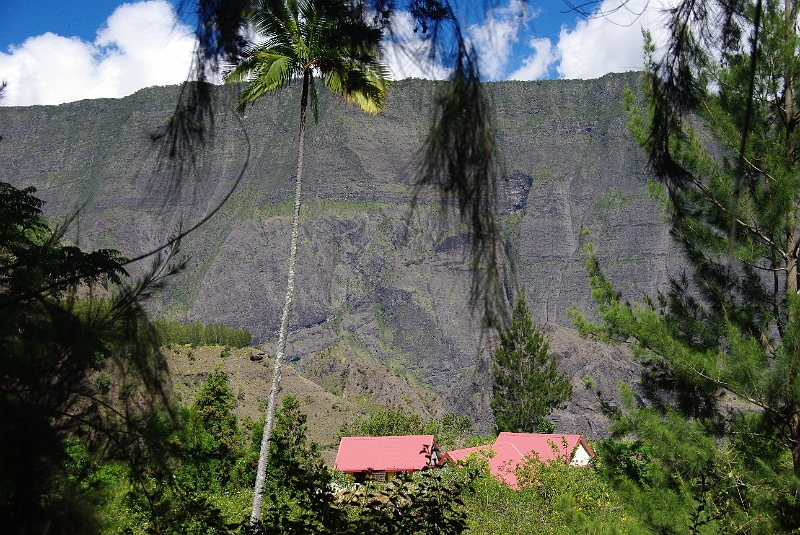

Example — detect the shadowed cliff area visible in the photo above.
[0,73,679,436]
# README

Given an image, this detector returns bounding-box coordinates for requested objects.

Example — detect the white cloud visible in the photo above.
[508,37,557,80]
[469,0,531,80]
[0,0,196,106]
[555,0,670,80]
[382,11,450,80]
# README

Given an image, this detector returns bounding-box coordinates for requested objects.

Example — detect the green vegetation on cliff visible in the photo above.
[154,318,252,348]
[0,73,666,433]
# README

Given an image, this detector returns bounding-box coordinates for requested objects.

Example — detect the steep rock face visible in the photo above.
[0,74,678,436]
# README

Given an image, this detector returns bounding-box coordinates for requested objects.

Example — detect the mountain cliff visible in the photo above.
[0,73,679,435]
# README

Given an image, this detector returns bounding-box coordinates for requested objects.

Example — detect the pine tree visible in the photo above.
[571,1,800,530]
[491,294,572,434]
[188,369,240,487]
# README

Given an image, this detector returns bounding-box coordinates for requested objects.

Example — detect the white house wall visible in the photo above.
[569,444,592,466]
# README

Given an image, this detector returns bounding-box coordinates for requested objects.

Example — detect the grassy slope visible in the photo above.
[165,344,443,462]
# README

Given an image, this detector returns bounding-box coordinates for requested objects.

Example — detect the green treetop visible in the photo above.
[491,294,572,434]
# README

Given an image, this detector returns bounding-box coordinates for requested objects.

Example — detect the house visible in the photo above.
[334,434,440,482]
[442,433,595,487]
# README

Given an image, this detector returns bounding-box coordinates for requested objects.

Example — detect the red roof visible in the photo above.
[494,432,596,461]
[440,445,490,463]
[443,433,595,487]
[335,435,438,473]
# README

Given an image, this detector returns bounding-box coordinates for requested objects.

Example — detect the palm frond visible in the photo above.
[323,59,390,114]
[229,49,296,111]
[227,0,389,119]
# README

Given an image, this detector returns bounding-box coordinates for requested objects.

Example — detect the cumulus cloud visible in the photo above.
[0,0,195,106]
[469,0,532,80]
[556,0,670,80]
[382,11,450,80]
[508,37,557,80]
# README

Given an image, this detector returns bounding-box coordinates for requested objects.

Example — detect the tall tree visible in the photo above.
[156,0,508,329]
[491,294,572,434]
[223,0,389,525]
[638,0,800,479]
[571,0,800,530]
[183,369,240,489]
[0,182,175,533]
[254,395,345,534]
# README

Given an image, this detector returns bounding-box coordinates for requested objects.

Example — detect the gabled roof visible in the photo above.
[335,435,437,473]
[442,443,528,487]
[494,432,596,461]
[443,433,595,487]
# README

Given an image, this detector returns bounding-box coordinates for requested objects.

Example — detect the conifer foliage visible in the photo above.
[491,294,572,433]
[0,181,173,532]
[153,318,251,348]
[570,0,800,530]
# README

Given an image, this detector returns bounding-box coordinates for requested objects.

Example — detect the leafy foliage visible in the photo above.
[250,395,476,535]
[462,453,640,535]
[341,467,475,535]
[340,408,475,450]
[105,371,248,534]
[341,407,429,437]
[105,371,246,535]
[0,182,175,533]
[491,293,572,433]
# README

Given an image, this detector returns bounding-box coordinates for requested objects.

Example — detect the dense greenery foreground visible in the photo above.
[0,174,798,532]
[43,369,797,535]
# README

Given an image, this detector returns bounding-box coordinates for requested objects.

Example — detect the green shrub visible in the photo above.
[463,455,643,535]
[340,408,477,450]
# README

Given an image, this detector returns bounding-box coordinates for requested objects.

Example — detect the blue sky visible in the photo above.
[0,0,668,106]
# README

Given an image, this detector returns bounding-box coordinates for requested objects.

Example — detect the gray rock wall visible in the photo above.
[0,73,680,436]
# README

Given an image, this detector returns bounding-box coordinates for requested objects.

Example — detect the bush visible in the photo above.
[463,454,642,535]
[340,408,476,450]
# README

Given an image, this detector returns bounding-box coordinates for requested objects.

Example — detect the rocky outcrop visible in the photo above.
[0,74,680,437]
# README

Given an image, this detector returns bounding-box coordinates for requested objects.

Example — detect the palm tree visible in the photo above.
[224,0,389,526]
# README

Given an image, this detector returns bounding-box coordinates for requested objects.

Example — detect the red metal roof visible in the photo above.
[443,433,595,487]
[335,435,438,473]
[440,445,489,463]
[494,432,596,461]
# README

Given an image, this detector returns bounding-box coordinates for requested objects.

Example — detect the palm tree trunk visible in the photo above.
[250,68,310,529]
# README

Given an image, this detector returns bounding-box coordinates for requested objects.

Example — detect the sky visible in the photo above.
[0,0,670,106]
